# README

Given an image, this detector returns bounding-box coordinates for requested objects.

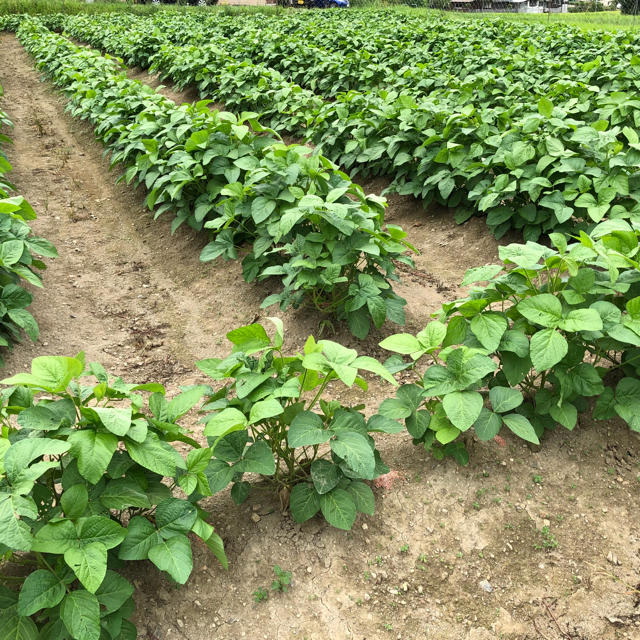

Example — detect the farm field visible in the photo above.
[0,6,639,640]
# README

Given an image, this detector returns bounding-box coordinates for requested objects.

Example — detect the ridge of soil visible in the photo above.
[1,33,639,640]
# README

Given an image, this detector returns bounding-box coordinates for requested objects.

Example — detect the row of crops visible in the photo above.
[50,10,640,241]
[0,82,57,364]
[1,10,640,640]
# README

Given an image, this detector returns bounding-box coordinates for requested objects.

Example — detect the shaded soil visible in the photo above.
[1,32,639,640]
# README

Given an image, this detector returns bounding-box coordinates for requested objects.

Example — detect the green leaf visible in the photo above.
[614,378,640,431]
[226,324,271,354]
[434,426,461,444]
[201,530,228,570]
[64,542,107,594]
[203,459,234,493]
[96,571,134,615]
[288,411,330,447]
[17,570,65,616]
[4,438,70,493]
[155,498,198,538]
[557,309,603,332]
[330,432,375,478]
[60,590,100,640]
[0,609,38,640]
[235,440,275,475]
[1,356,83,392]
[30,520,77,554]
[204,408,248,439]
[489,387,523,413]
[166,387,206,422]
[549,402,578,430]
[186,448,212,474]
[100,477,151,510]
[529,329,568,372]
[68,431,118,485]
[473,408,502,441]
[148,534,193,584]
[310,459,341,495]
[470,312,507,351]
[538,97,554,118]
[77,516,126,549]
[319,488,356,530]
[442,391,483,431]
[118,516,161,561]
[461,264,502,286]
[502,414,539,444]
[125,433,185,477]
[289,483,321,523]
[93,407,132,437]
[249,398,283,424]
[60,484,88,519]
[352,356,397,386]
[346,481,375,515]
[518,294,562,328]
[379,333,421,355]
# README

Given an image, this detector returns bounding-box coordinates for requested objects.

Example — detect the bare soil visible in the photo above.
[1,33,639,640]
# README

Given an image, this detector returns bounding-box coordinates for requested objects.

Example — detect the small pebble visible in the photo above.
[479,580,493,593]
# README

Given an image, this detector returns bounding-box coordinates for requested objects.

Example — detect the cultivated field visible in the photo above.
[0,5,639,640]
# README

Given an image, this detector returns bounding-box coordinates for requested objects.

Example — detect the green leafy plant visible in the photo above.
[17,21,414,339]
[197,319,400,530]
[0,82,58,362]
[0,355,225,639]
[252,587,269,603]
[378,221,640,463]
[271,565,291,593]
[535,526,558,551]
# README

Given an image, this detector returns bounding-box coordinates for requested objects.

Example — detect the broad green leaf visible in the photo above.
[470,312,507,352]
[125,433,185,477]
[17,570,65,616]
[434,426,461,444]
[93,407,132,437]
[549,402,578,430]
[68,430,118,485]
[614,378,640,431]
[0,608,38,640]
[249,398,283,424]
[204,408,248,439]
[60,590,100,640]
[489,387,523,413]
[235,440,275,475]
[148,534,193,584]
[0,494,32,551]
[378,333,420,355]
[529,329,568,372]
[100,477,151,510]
[330,432,375,478]
[346,481,375,515]
[289,483,320,523]
[319,488,356,530]
[288,411,330,447]
[166,386,206,422]
[60,484,88,519]
[1,356,83,392]
[557,309,603,332]
[442,391,483,431]
[352,356,397,385]
[473,408,502,441]
[64,542,107,594]
[30,520,78,554]
[310,459,341,495]
[202,531,228,570]
[461,264,503,286]
[226,324,270,354]
[502,414,539,444]
[77,516,126,549]
[155,498,198,538]
[118,516,161,561]
[518,294,562,328]
[96,571,134,615]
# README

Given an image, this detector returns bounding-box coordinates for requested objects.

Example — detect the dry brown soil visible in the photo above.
[1,32,639,640]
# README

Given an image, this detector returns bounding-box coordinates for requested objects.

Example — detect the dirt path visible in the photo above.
[1,33,639,640]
